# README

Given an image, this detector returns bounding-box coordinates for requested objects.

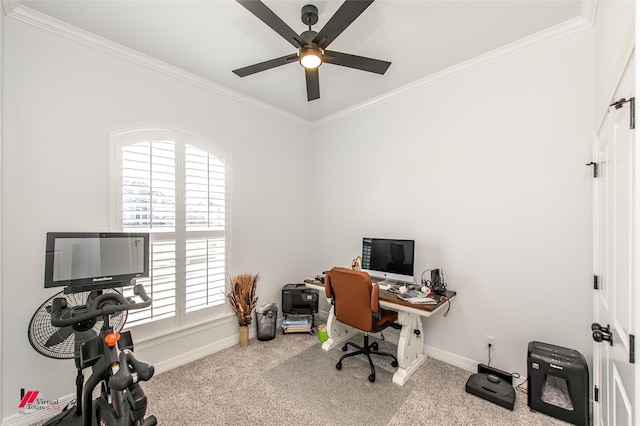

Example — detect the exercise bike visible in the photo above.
[30,282,157,426]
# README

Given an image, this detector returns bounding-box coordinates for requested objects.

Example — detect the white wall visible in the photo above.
[0,4,5,422]
[310,29,595,377]
[1,17,313,420]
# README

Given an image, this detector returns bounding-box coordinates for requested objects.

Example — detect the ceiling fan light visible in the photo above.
[299,48,322,69]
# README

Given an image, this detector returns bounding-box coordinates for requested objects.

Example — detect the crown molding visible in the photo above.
[313,14,594,128]
[4,1,594,129]
[1,0,20,15]
[580,0,598,27]
[4,3,312,128]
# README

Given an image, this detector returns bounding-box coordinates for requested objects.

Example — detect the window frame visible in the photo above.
[109,127,232,334]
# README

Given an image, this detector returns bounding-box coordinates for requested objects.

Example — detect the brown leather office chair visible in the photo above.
[324,267,399,382]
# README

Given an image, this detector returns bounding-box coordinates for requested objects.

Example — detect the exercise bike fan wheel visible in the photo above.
[28,288,127,359]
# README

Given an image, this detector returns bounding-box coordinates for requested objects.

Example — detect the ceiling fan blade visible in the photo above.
[323,50,391,74]
[45,326,74,347]
[312,0,374,49]
[305,68,320,101]
[237,0,306,48]
[233,54,298,77]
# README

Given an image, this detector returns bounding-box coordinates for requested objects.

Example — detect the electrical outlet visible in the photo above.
[485,335,496,350]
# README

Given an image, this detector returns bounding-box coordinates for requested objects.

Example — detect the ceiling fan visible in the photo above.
[233,0,391,101]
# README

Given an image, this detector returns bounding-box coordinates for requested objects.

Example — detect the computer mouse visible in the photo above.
[487,374,501,383]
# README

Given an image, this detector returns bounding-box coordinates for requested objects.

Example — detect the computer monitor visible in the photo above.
[361,237,415,284]
[44,232,149,292]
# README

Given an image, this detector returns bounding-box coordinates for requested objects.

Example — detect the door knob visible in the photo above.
[592,323,613,345]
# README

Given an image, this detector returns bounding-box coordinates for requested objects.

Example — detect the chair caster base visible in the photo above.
[391,360,398,368]
[368,374,376,382]
[336,362,342,370]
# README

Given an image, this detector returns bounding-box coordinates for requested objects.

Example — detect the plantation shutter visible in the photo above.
[126,240,177,325]
[121,141,177,325]
[118,134,227,326]
[184,145,226,312]
[122,141,176,230]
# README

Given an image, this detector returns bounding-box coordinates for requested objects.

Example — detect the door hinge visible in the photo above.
[594,385,599,402]
[630,334,635,364]
[593,274,599,290]
[586,162,599,178]
[609,97,635,129]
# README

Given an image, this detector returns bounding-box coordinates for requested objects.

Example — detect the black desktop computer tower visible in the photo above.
[527,341,589,426]
[281,283,319,315]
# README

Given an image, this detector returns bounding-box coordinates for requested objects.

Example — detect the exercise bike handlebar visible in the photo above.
[50,284,152,327]
[110,349,155,391]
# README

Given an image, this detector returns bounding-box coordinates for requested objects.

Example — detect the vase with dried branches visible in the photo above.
[226,273,259,347]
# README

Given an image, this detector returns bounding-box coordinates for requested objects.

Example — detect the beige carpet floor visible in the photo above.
[141,332,570,425]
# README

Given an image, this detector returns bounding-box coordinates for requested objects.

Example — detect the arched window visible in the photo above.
[111,129,228,328]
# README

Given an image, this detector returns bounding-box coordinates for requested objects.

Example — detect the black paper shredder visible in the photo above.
[527,341,589,426]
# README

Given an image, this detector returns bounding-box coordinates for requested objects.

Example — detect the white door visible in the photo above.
[593,51,636,426]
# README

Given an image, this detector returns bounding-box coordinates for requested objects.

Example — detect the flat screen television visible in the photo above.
[361,237,415,284]
[44,232,149,291]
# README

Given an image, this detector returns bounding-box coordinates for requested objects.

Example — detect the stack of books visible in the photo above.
[282,314,313,333]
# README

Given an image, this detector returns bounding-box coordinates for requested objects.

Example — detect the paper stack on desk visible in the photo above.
[403,297,438,305]
[397,290,438,304]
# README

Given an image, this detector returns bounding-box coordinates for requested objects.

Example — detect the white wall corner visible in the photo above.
[1,0,21,16]
[580,0,598,27]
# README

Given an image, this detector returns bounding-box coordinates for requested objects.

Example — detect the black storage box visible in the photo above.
[465,372,516,410]
[527,341,589,426]
[282,283,318,314]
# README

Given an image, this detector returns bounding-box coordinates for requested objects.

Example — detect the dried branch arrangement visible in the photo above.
[226,273,259,326]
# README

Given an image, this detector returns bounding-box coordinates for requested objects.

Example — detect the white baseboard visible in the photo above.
[424,344,478,373]
[153,334,239,374]
[2,316,480,426]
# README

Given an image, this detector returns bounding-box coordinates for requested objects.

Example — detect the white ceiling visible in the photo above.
[14,0,586,122]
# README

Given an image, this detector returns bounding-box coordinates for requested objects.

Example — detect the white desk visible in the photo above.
[305,280,455,386]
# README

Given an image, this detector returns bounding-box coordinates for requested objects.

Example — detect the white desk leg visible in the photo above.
[321,305,358,351]
[393,311,426,386]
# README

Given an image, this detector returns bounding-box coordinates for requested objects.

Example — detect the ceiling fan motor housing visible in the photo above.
[300,30,319,45]
[301,4,319,26]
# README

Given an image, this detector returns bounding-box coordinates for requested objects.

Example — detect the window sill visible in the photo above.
[132,312,237,351]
